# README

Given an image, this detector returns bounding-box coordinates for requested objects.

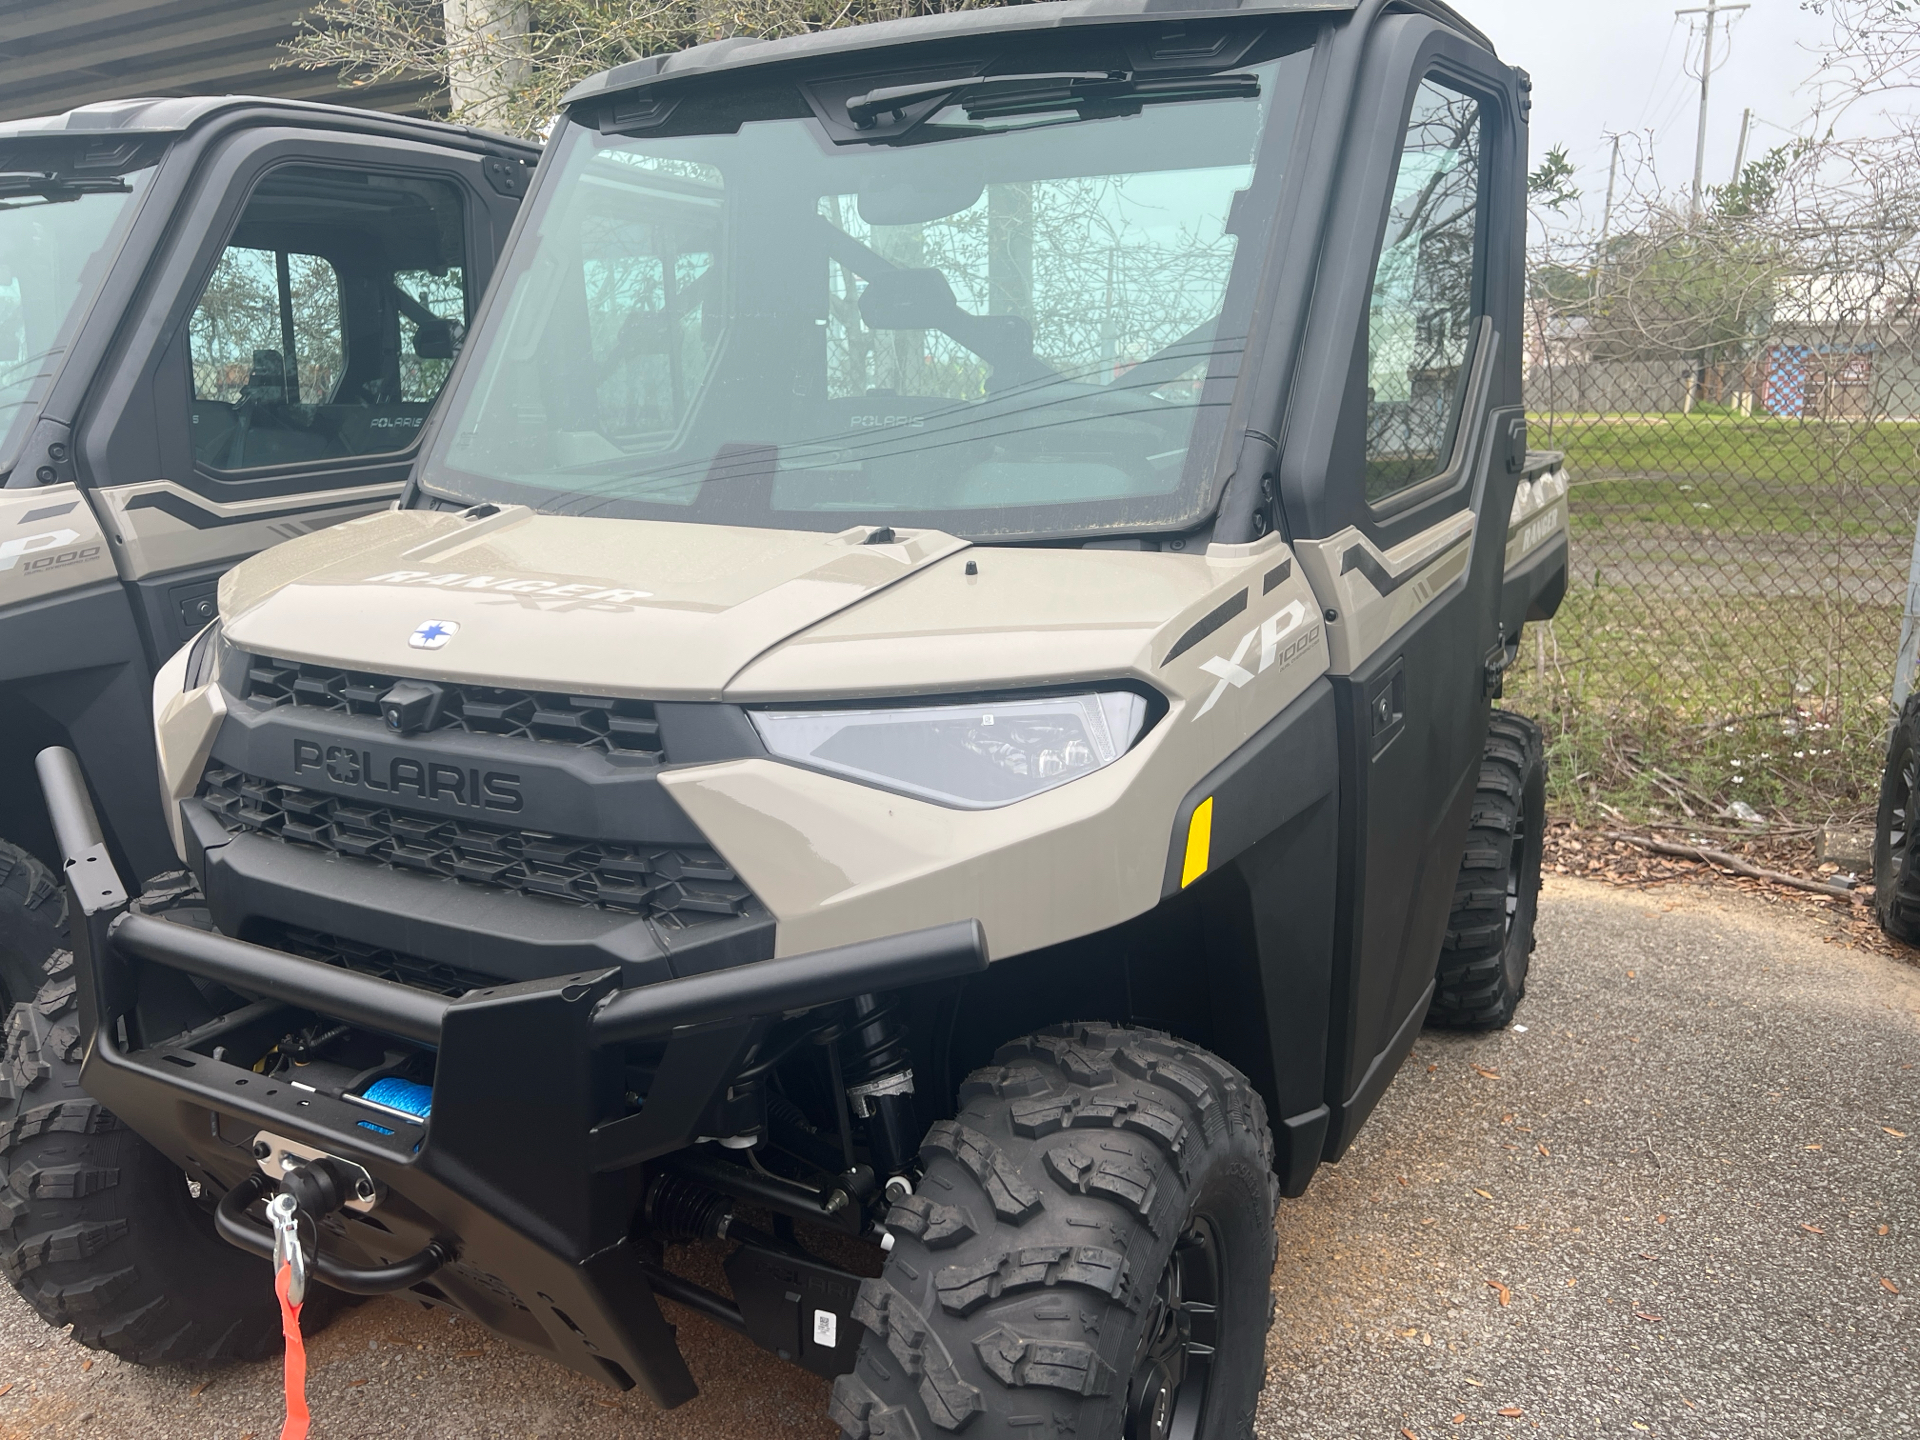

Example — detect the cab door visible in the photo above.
[76,132,527,662]
[1275,17,1528,1156]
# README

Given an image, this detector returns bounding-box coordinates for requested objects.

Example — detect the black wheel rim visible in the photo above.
[1126,1216,1220,1440]
[1505,796,1534,942]
[1892,749,1917,877]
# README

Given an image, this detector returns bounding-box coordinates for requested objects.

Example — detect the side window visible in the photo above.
[1364,78,1484,505]
[190,249,343,407]
[393,266,466,403]
[185,164,468,473]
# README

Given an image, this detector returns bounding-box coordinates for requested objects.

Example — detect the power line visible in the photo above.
[1675,0,1751,216]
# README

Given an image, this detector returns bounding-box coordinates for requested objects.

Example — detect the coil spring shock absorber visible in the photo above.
[641,1172,734,1242]
[837,992,917,1199]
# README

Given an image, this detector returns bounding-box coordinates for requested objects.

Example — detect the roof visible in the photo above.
[564,0,1494,108]
[565,0,1357,106]
[0,95,537,155]
[0,1,438,126]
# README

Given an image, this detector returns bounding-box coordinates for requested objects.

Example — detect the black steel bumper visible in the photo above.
[35,747,986,1402]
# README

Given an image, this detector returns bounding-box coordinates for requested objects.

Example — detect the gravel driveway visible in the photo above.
[0,875,1913,1439]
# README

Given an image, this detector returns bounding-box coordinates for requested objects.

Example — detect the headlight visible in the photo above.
[751,691,1151,809]
[183,619,223,692]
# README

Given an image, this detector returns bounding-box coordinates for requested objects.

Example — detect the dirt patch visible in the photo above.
[1543,818,1920,963]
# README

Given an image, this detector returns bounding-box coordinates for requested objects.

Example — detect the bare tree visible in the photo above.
[285,0,1001,137]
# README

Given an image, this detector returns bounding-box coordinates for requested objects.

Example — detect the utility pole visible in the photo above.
[1595,134,1622,291]
[1676,0,1750,217]
[1731,106,1753,182]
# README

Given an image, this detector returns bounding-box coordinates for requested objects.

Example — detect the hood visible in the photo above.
[219,507,969,700]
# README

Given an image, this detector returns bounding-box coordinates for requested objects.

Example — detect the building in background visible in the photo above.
[0,0,438,124]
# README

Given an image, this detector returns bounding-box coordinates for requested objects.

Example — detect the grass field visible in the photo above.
[1507,408,1916,827]
[1501,568,1902,829]
[1532,409,1920,486]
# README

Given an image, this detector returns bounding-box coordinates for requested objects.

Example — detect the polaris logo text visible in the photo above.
[364,570,651,603]
[1193,599,1321,719]
[293,741,523,812]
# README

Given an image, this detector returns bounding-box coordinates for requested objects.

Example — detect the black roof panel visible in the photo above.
[563,0,1496,109]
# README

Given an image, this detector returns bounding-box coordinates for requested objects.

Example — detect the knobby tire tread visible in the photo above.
[831,1022,1278,1440]
[1428,710,1546,1030]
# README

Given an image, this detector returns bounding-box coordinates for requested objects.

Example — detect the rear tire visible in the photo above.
[0,950,340,1364]
[1874,697,1920,945]
[830,1022,1278,1440]
[0,840,67,1015]
[1428,710,1545,1029]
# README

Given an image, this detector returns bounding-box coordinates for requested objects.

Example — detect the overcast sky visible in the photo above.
[1463,0,1845,222]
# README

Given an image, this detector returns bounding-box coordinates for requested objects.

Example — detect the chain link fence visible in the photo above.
[1505,229,1920,828]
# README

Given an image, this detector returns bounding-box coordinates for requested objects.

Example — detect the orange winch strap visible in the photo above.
[275,1261,310,1440]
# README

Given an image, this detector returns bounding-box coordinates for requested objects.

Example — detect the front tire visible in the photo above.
[1428,710,1546,1029]
[1874,697,1920,944]
[831,1023,1278,1440]
[0,840,67,1014]
[0,950,340,1364]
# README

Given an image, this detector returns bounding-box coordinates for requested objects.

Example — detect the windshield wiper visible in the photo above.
[845,70,1261,132]
[0,172,132,206]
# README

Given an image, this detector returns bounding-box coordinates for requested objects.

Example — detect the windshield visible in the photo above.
[424,31,1312,540]
[0,165,155,479]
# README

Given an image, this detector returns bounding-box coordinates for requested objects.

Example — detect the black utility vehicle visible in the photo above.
[23,4,1565,1435]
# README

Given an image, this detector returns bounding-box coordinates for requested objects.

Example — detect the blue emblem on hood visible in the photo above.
[408,619,459,650]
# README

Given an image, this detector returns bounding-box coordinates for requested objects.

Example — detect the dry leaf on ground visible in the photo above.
[1882,1277,1901,1294]
[1471,1064,1500,1079]
[1497,1406,1524,1417]
[1487,1279,1512,1306]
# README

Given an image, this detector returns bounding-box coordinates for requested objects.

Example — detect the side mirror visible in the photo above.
[413,318,463,360]
[857,268,962,331]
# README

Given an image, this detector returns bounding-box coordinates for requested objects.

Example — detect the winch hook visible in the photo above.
[267,1192,308,1307]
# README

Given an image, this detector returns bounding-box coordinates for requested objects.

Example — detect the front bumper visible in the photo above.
[36,746,986,1401]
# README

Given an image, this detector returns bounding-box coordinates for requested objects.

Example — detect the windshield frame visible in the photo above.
[0,144,165,483]
[414,20,1321,543]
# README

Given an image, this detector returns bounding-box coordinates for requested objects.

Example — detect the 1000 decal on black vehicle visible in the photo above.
[21,1,1566,1434]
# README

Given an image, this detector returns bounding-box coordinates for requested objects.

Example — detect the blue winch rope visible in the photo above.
[360,1077,433,1119]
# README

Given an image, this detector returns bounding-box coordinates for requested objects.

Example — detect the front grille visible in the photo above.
[242,655,665,760]
[200,766,755,930]
[273,924,493,998]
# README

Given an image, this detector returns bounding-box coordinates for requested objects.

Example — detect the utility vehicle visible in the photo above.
[25,3,1566,1434]
[0,95,536,989]
[0,92,535,1360]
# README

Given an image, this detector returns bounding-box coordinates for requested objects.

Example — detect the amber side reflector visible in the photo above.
[1180,796,1213,888]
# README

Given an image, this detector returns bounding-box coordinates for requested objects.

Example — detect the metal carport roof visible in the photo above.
[0,0,441,124]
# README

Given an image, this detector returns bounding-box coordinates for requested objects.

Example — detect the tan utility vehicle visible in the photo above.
[28,3,1565,1435]
[0,95,535,1364]
[0,95,534,1004]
